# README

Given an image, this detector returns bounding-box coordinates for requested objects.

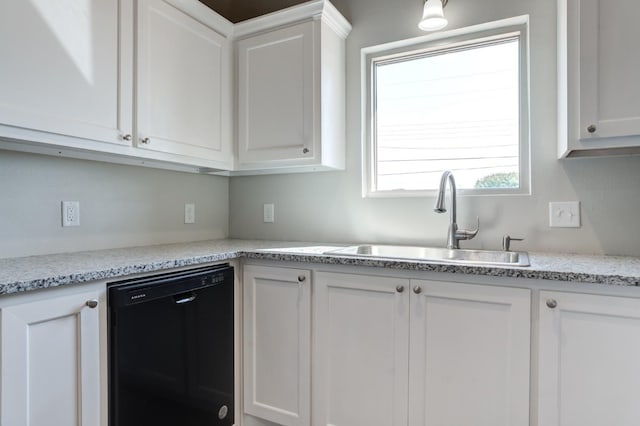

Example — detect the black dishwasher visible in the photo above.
[108,265,234,426]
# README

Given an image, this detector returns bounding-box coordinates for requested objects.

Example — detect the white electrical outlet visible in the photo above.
[263,203,275,223]
[185,203,195,224]
[62,201,80,227]
[549,201,581,228]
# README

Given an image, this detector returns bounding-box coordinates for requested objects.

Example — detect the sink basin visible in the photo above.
[324,245,530,267]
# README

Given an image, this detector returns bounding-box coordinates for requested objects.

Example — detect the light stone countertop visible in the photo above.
[247,246,640,286]
[1,239,640,296]
[0,239,293,296]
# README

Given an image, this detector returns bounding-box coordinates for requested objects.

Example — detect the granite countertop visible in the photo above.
[247,246,640,286]
[1,239,640,296]
[0,239,290,296]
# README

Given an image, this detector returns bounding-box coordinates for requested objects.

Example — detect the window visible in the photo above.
[362,17,530,197]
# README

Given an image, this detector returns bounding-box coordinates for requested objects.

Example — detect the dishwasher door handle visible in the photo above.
[174,293,197,304]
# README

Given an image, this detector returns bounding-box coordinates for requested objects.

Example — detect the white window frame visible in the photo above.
[361,16,531,198]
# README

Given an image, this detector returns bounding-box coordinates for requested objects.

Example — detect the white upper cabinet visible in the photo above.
[235,0,352,174]
[558,0,640,157]
[0,0,234,171]
[0,0,349,174]
[136,0,233,169]
[237,22,314,165]
[539,291,640,426]
[0,0,131,147]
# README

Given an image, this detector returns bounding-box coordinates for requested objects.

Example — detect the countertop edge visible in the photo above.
[0,251,240,296]
[240,251,640,287]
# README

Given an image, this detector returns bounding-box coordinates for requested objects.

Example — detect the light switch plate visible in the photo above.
[263,203,274,223]
[549,201,581,228]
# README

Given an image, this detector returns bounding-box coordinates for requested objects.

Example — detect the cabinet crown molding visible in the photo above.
[233,0,351,39]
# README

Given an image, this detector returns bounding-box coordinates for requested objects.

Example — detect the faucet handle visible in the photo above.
[457,217,480,241]
[502,235,524,251]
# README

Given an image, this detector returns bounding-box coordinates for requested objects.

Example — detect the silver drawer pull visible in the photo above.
[546,299,558,309]
[86,300,98,309]
[396,285,405,293]
[174,294,197,304]
[413,286,422,294]
[298,275,306,282]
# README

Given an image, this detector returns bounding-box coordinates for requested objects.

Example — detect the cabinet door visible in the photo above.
[237,22,315,166]
[0,0,131,145]
[137,0,232,166]
[243,265,311,426]
[539,291,640,426]
[0,289,102,426]
[313,272,410,426]
[409,280,530,426]
[577,0,640,140]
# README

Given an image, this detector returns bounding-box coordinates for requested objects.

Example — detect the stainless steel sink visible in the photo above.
[324,245,530,267]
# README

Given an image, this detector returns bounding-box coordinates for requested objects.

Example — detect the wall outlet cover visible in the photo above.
[263,203,275,223]
[62,201,80,227]
[549,201,581,228]
[184,203,195,224]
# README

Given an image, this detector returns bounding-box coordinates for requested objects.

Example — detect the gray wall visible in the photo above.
[3,0,639,260]
[0,151,229,259]
[229,0,640,256]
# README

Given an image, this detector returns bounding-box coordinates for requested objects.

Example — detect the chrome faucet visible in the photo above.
[433,171,479,249]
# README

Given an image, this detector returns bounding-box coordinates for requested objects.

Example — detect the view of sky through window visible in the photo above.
[374,38,520,192]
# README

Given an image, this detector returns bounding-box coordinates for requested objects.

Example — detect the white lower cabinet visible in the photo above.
[0,287,104,426]
[408,279,531,426]
[242,264,640,426]
[538,291,640,426]
[313,272,410,426]
[313,272,531,426]
[243,265,311,426]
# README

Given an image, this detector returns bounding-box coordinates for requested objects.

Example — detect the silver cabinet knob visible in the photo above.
[86,300,98,309]
[546,299,558,309]
[302,148,309,154]
[396,285,405,293]
[122,134,132,141]
[140,137,151,145]
[587,124,597,134]
[298,275,306,282]
[413,286,422,294]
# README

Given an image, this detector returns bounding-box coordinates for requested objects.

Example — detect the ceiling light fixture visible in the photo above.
[418,0,449,32]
